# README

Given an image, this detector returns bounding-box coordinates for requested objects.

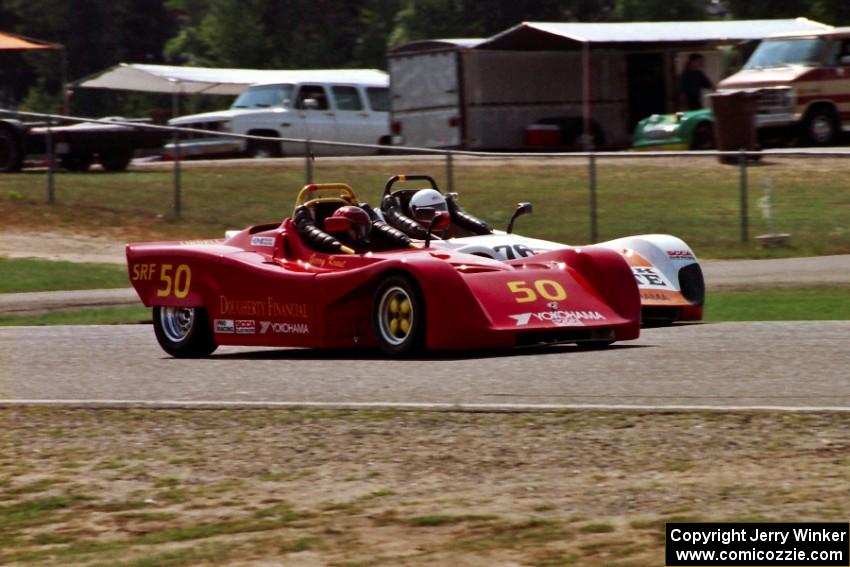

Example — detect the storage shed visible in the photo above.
[388,19,830,149]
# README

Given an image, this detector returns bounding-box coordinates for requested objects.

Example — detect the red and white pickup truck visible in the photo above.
[718,26,850,145]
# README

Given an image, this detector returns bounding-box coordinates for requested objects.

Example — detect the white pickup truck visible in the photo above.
[167,69,392,158]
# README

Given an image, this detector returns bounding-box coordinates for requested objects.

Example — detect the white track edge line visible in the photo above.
[1,400,850,413]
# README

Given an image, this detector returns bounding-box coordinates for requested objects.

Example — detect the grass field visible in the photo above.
[0,258,129,293]
[0,408,847,566]
[1,156,848,259]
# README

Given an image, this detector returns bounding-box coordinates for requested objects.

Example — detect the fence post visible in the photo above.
[170,86,182,219]
[445,152,454,193]
[45,116,55,204]
[305,140,313,184]
[738,149,748,243]
[588,152,598,243]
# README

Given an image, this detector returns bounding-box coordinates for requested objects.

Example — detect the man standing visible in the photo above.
[680,53,713,110]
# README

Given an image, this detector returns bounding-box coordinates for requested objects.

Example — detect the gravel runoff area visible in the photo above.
[1,408,848,566]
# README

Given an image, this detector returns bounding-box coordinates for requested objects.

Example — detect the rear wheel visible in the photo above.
[153,306,217,358]
[372,275,424,356]
[690,122,715,150]
[61,152,93,172]
[247,139,282,158]
[99,149,132,172]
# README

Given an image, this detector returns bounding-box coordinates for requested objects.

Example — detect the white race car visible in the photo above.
[378,175,704,324]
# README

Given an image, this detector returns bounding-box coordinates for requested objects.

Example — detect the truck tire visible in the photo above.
[61,152,93,172]
[0,127,23,173]
[801,107,839,146]
[99,149,132,172]
[247,139,282,158]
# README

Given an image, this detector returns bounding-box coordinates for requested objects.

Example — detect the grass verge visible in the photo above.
[0,305,150,326]
[0,257,129,293]
[0,408,847,566]
[1,156,848,258]
[704,287,850,321]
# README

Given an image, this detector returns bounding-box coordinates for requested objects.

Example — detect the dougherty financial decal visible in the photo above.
[510,310,605,327]
[219,296,308,319]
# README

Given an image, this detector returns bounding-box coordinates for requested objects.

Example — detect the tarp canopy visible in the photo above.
[74,63,389,95]
[479,18,833,50]
[389,38,484,54]
[0,31,60,50]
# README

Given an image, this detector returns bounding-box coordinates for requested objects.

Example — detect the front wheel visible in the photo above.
[153,306,217,358]
[801,108,839,146]
[99,149,132,172]
[372,275,424,356]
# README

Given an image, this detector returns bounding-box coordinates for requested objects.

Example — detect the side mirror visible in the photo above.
[303,98,319,110]
[324,216,352,234]
[425,211,450,248]
[507,202,533,234]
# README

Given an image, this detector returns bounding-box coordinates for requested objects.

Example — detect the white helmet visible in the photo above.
[408,189,448,227]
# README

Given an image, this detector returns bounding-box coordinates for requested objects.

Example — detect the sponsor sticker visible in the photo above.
[510,310,605,327]
[235,320,256,334]
[667,249,695,261]
[214,319,234,334]
[250,236,276,247]
[259,321,310,335]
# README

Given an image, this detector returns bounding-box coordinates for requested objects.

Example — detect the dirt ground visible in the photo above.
[1,408,848,566]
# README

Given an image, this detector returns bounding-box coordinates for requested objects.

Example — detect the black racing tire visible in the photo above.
[99,149,132,172]
[801,107,839,146]
[575,340,615,350]
[61,152,93,172]
[372,274,425,357]
[690,121,715,150]
[0,127,23,173]
[247,139,282,158]
[153,306,217,358]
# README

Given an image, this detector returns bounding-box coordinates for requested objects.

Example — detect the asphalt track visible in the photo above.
[2,321,849,411]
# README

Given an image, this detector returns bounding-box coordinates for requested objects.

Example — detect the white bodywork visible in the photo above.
[433,231,700,295]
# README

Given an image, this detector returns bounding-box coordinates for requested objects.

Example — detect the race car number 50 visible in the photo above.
[157,264,192,299]
[507,280,567,303]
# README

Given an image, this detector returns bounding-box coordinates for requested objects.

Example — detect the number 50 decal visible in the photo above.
[506,279,567,303]
[157,264,192,298]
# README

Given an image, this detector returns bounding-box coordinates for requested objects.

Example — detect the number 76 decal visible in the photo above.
[507,280,567,303]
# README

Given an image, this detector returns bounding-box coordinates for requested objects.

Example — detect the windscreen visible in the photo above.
[231,85,293,109]
[743,38,824,69]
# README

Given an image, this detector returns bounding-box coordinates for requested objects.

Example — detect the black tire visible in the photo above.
[247,139,282,158]
[0,127,23,173]
[61,152,93,172]
[99,149,132,172]
[801,107,839,146]
[575,340,614,350]
[372,274,425,357]
[153,306,217,358]
[690,122,715,150]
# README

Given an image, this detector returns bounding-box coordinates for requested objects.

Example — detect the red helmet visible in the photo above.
[327,206,372,242]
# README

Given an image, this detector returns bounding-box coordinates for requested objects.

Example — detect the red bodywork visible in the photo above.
[127,220,641,351]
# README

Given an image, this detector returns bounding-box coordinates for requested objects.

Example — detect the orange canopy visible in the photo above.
[0,31,59,50]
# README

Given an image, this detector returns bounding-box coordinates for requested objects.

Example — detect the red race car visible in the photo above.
[127,183,641,358]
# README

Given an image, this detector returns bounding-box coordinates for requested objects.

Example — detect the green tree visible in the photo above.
[614,0,708,21]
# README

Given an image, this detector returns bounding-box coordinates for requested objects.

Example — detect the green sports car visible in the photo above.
[632,109,715,151]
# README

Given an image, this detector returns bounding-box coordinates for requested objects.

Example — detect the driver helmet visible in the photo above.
[408,189,448,227]
[329,206,372,243]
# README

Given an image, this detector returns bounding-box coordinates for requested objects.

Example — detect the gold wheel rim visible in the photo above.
[378,286,413,346]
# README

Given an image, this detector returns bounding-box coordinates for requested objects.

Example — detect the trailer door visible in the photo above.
[389,50,462,148]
